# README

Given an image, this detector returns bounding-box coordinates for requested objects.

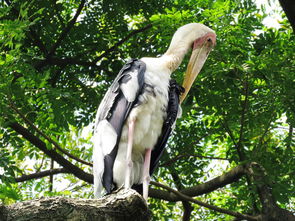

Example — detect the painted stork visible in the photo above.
[93,23,216,200]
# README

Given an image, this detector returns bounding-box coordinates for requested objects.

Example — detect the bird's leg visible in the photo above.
[142,148,152,200]
[125,119,135,189]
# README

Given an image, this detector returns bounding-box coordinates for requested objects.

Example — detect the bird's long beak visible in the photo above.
[180,34,216,104]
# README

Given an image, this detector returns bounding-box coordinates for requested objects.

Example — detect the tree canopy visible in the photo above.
[0,0,294,220]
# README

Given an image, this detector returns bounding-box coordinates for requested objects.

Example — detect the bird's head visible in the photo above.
[169,23,216,103]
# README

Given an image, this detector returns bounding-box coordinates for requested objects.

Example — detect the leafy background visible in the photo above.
[0,0,294,220]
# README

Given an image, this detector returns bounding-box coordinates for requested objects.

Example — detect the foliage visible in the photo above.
[0,0,294,220]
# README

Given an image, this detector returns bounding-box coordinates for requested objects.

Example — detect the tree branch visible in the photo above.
[150,162,295,220]
[49,159,54,192]
[40,56,98,67]
[279,0,295,33]
[286,124,293,149]
[160,153,228,167]
[28,28,49,55]
[8,100,93,167]
[246,162,295,221]
[181,163,248,197]
[46,0,86,58]
[92,24,153,64]
[237,80,249,161]
[35,24,152,69]
[35,0,86,69]
[150,181,257,221]
[222,117,238,148]
[8,122,93,184]
[149,163,249,201]
[15,168,69,182]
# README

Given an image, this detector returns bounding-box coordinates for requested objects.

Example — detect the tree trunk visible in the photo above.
[0,189,151,221]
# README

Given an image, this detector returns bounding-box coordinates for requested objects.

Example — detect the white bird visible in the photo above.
[93,23,216,200]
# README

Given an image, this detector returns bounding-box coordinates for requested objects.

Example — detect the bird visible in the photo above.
[93,23,216,200]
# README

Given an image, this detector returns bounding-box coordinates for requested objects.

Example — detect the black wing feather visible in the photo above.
[149,79,184,174]
[96,59,146,193]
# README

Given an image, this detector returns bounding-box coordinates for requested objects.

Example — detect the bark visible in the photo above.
[0,189,151,221]
[279,0,295,33]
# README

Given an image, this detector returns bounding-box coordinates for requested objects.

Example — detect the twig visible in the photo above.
[46,0,86,57]
[92,24,153,64]
[35,155,45,172]
[221,118,238,148]
[15,168,69,182]
[41,56,97,67]
[237,79,249,161]
[28,27,48,55]
[35,0,86,69]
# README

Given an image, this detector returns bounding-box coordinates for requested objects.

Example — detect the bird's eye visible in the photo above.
[207,38,212,42]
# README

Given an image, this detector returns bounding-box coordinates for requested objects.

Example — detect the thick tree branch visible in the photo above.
[1,189,151,221]
[150,181,257,221]
[10,156,295,220]
[8,122,93,184]
[181,164,246,196]
[279,0,295,33]
[15,168,69,182]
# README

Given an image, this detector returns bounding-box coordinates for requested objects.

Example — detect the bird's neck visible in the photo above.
[161,42,190,72]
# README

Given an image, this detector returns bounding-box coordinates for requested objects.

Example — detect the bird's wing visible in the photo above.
[149,79,184,174]
[93,59,146,195]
